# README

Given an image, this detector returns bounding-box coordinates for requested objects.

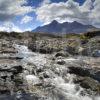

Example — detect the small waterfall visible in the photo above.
[15,44,34,58]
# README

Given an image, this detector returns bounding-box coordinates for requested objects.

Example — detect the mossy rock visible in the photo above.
[74,76,100,94]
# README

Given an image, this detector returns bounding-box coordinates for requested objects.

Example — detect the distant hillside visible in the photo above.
[0,30,100,39]
[32,20,99,34]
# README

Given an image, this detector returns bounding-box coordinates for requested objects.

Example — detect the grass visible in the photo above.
[0,30,99,42]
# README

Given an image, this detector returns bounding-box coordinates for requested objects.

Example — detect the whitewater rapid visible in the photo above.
[15,44,100,100]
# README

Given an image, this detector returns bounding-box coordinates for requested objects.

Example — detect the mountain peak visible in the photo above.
[71,21,83,25]
[32,21,98,34]
[73,21,79,23]
[51,20,58,25]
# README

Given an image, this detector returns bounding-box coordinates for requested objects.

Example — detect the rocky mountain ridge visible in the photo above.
[32,20,99,34]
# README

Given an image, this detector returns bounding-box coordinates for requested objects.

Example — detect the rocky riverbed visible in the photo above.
[0,34,100,100]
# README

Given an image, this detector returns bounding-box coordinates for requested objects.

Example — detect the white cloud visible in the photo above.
[35,0,100,28]
[24,28,32,31]
[41,0,51,5]
[21,15,33,24]
[0,22,22,32]
[0,0,33,21]
[90,0,100,27]
[0,22,33,32]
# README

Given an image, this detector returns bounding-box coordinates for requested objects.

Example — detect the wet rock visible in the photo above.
[15,91,23,100]
[80,48,100,57]
[55,51,69,58]
[43,71,53,78]
[92,50,100,57]
[80,37,100,56]
[12,66,23,74]
[14,78,23,87]
[0,63,24,95]
[36,67,44,74]
[57,60,66,65]
[0,92,45,100]
[28,38,69,54]
[68,66,100,82]
[0,65,23,74]
[79,48,89,56]
[66,46,78,55]
[68,66,90,77]
[28,43,54,54]
[0,89,10,95]
[74,76,100,94]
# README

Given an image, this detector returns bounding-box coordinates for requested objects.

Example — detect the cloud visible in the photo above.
[90,0,100,27]
[35,0,100,28]
[0,21,33,32]
[0,22,22,32]
[0,0,33,21]
[21,15,33,24]
[41,0,51,5]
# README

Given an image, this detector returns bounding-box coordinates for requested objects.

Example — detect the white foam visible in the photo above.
[15,44,34,58]
[26,75,40,85]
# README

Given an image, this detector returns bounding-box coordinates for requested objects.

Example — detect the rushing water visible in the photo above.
[14,45,100,100]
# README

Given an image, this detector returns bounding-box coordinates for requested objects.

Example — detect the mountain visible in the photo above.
[32,20,99,34]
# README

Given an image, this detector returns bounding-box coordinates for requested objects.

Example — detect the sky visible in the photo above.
[0,0,100,32]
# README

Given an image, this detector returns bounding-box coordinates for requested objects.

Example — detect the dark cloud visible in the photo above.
[0,0,33,21]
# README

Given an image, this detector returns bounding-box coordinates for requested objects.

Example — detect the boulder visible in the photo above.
[28,43,54,54]
[57,60,66,65]
[66,46,79,55]
[55,51,70,58]
[92,50,100,57]
[74,76,100,93]
[68,66,100,82]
